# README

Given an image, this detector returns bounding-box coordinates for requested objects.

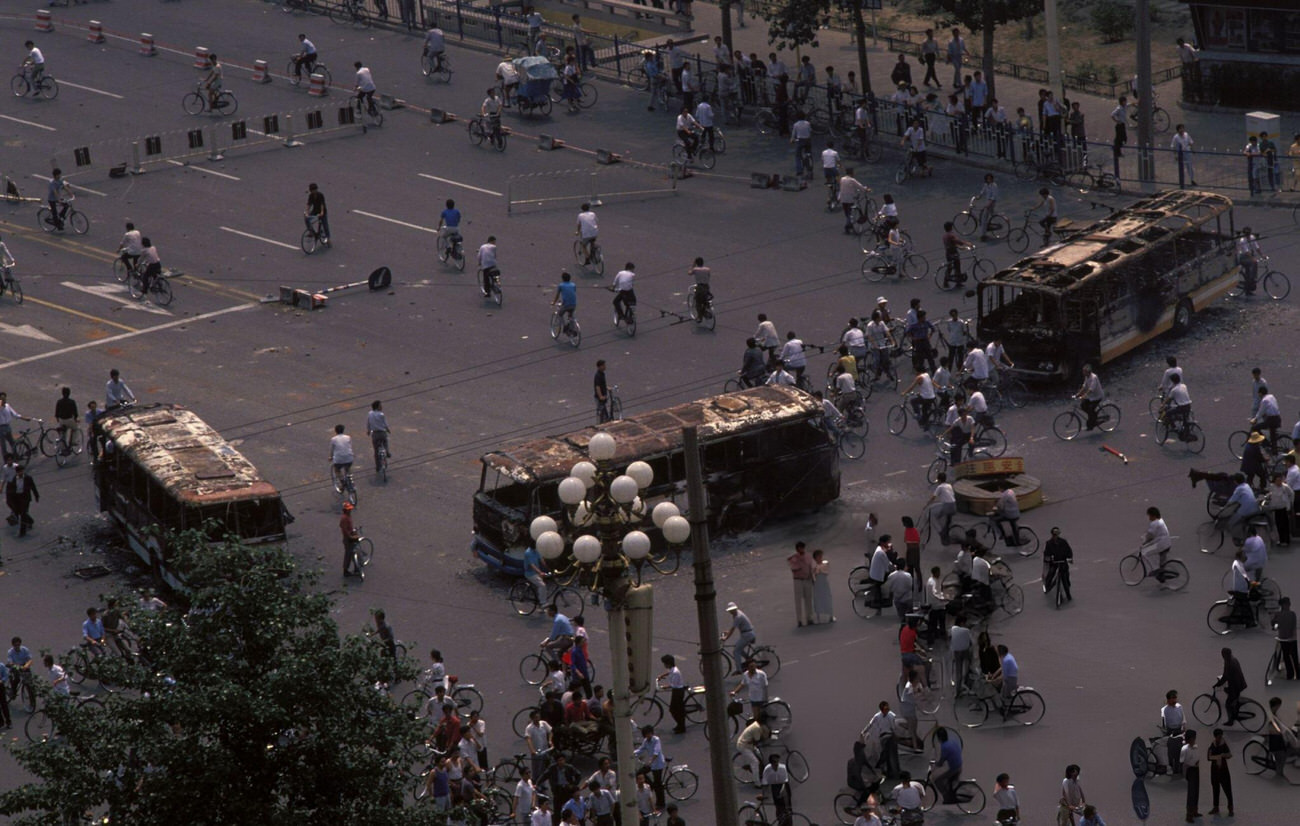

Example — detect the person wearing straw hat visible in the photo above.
[1242,432,1268,492]
[720,601,756,673]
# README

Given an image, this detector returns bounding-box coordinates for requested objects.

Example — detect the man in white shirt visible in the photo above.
[790,115,813,178]
[575,203,598,264]
[422,24,446,72]
[353,61,377,114]
[675,107,701,158]
[1253,386,1282,449]
[523,710,553,780]
[693,99,716,152]
[1160,689,1186,774]
[867,538,892,616]
[760,755,792,820]
[754,313,780,355]
[893,770,925,814]
[330,424,354,488]
[992,484,1022,547]
[821,142,841,190]
[864,310,895,382]
[735,718,769,785]
[496,59,519,107]
[927,472,957,544]
[105,368,136,408]
[1236,227,1262,292]
[1074,364,1105,430]
[730,660,768,720]
[862,701,899,777]
[963,344,989,382]
[1171,124,1196,187]
[611,263,636,325]
[1141,506,1172,573]
[514,769,536,822]
[1160,356,1183,395]
[901,119,930,174]
[842,318,868,365]
[1166,374,1193,433]
[940,310,970,365]
[886,560,914,623]
[949,615,973,690]
[779,332,807,384]
[22,41,45,87]
[815,392,845,440]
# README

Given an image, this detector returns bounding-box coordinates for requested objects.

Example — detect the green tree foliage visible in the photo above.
[0,531,446,826]
[936,0,1040,99]
[759,0,873,92]
[1090,0,1134,43]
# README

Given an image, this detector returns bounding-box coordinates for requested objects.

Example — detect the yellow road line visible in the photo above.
[22,297,138,333]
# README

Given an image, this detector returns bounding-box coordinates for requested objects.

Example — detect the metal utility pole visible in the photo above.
[721,0,733,57]
[683,426,739,826]
[1044,0,1063,97]
[1135,0,1155,183]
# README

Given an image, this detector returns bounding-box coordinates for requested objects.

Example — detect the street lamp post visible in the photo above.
[530,431,692,825]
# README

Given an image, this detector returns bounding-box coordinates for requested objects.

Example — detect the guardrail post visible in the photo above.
[131,141,144,175]
[613,35,621,78]
[492,5,502,49]
[284,113,302,148]
[208,125,223,161]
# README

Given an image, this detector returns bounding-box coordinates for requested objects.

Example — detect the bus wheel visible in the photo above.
[1172,299,1194,336]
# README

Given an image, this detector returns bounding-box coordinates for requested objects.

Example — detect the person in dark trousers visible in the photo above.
[1214,647,1247,725]
[1042,527,1073,600]
[1274,596,1299,680]
[5,464,39,537]
[1206,728,1233,816]
[1181,729,1201,822]
[658,654,687,733]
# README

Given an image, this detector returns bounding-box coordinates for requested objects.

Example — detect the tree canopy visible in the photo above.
[0,531,448,826]
[936,0,1040,30]
[758,0,875,93]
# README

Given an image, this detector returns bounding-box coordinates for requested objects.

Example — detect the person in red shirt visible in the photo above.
[565,694,591,724]
[787,541,815,626]
[899,615,933,686]
[434,701,461,751]
[339,502,362,578]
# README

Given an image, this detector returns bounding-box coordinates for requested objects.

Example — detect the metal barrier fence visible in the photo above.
[507,163,676,213]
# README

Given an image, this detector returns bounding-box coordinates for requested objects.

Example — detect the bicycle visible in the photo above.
[631,680,708,731]
[844,123,883,163]
[952,677,1045,729]
[374,438,389,482]
[1227,254,1290,300]
[1066,158,1122,195]
[687,284,716,330]
[887,393,941,437]
[330,0,371,26]
[1052,397,1121,440]
[1191,685,1265,733]
[738,793,814,826]
[1206,580,1280,635]
[597,384,623,423]
[836,426,866,460]
[420,51,453,83]
[1119,546,1189,591]
[287,57,331,87]
[1045,558,1070,609]
[468,116,508,152]
[1242,734,1300,776]
[39,419,83,467]
[0,263,21,305]
[941,512,1039,558]
[1013,150,1067,185]
[672,138,716,170]
[952,198,1009,242]
[732,739,810,785]
[894,150,932,184]
[1005,210,1061,254]
[401,675,484,723]
[8,667,37,713]
[10,66,58,100]
[716,642,782,679]
[436,231,466,271]
[934,247,993,291]
[1126,97,1171,133]
[924,430,1006,485]
[550,307,582,348]
[346,528,374,579]
[37,198,89,235]
[574,237,605,276]
[1226,428,1292,477]
[354,94,384,131]
[917,760,987,814]
[25,691,104,744]
[609,290,636,338]
[894,658,945,716]
[507,578,584,618]
[8,420,46,465]
[182,82,238,115]
[332,463,358,507]
[1153,406,1205,454]
[862,241,929,282]
[128,267,174,306]
[549,78,598,109]
[517,646,599,689]
[68,642,122,694]
[478,267,504,307]
[301,214,329,255]
[280,0,319,13]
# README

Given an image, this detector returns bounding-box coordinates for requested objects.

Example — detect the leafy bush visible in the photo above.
[1091,0,1133,43]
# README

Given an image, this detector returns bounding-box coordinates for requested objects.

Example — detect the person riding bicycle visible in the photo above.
[476,235,499,296]
[942,408,976,467]
[611,263,636,324]
[22,41,45,89]
[932,726,962,805]
[790,114,814,178]
[366,400,390,469]
[864,310,895,381]
[901,118,931,175]
[1074,364,1105,431]
[329,423,354,490]
[975,173,999,240]
[45,169,73,231]
[735,716,770,785]
[1163,373,1194,435]
[779,331,807,385]
[422,21,446,73]
[892,770,926,826]
[1251,385,1283,451]
[874,194,900,243]
[353,61,377,115]
[991,483,1022,547]
[1226,549,1258,628]
[480,87,504,144]
[815,391,846,440]
[0,233,13,278]
[304,183,330,246]
[50,387,78,457]
[901,370,938,427]
[6,637,32,698]
[437,198,461,252]
[340,501,362,577]
[495,58,519,108]
[740,339,767,388]
[721,601,757,673]
[542,603,575,657]
[964,379,994,430]
[941,222,974,287]
[837,170,870,235]
[293,34,318,80]
[82,607,107,656]
[1033,187,1058,246]
[553,271,578,326]
[688,257,712,319]
[842,318,868,369]
[136,238,162,299]
[523,543,549,604]
[766,362,797,387]
[1141,505,1173,575]
[985,338,1013,387]
[202,53,223,110]
[1235,227,1262,294]
[676,108,701,159]
[118,222,143,272]
[575,203,598,265]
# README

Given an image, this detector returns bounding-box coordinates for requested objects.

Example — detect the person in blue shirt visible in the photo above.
[560,789,587,823]
[568,631,591,697]
[437,198,461,251]
[553,271,577,323]
[6,637,33,700]
[933,726,962,804]
[82,607,106,654]
[522,544,547,601]
[635,724,667,812]
[1224,472,1260,540]
[542,604,574,657]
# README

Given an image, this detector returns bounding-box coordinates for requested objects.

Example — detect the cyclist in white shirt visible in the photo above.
[353,62,377,114]
[963,344,990,382]
[815,391,845,439]
[476,235,499,296]
[23,41,45,87]
[837,172,870,234]
[780,332,807,384]
[693,99,716,152]
[766,364,796,387]
[1074,364,1105,430]
[1235,227,1262,293]
[901,370,938,427]
[495,59,519,107]
[791,115,813,178]
[901,119,930,174]
[1164,373,1192,430]
[480,88,504,144]
[676,108,701,159]
[118,222,144,271]
[294,34,318,81]
[611,263,636,325]
[864,310,895,381]
[821,142,841,188]
[1141,506,1172,573]
[330,424,354,488]
[842,318,868,366]
[1159,356,1183,395]
[137,238,162,298]
[574,204,599,266]
[893,771,925,820]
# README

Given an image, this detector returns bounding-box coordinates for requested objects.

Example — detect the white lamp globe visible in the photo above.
[629,496,646,518]
[610,475,639,504]
[571,461,597,489]
[662,515,691,544]
[651,501,680,529]
[530,515,557,540]
[622,530,652,560]
[536,531,566,560]
[573,534,603,564]
[558,476,587,506]
[573,501,594,527]
[588,432,617,461]
[626,460,653,489]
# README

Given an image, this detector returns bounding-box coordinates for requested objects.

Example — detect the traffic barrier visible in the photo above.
[779,175,807,191]
[307,72,327,97]
[596,149,620,165]
[429,108,451,124]
[252,60,271,84]
[537,134,562,150]
[139,33,157,57]
[507,165,675,214]
[193,46,210,69]
[35,9,52,32]
[87,20,105,44]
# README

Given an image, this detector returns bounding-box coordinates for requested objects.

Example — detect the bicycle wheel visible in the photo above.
[549,312,562,340]
[1097,403,1121,433]
[1192,693,1221,727]
[926,457,947,486]
[577,82,598,109]
[862,256,892,282]
[608,397,624,421]
[39,428,61,458]
[712,130,727,154]
[999,584,1024,617]
[468,119,486,146]
[763,700,792,733]
[566,320,582,348]
[916,685,943,716]
[344,480,358,507]
[1097,173,1121,195]
[182,92,205,115]
[518,653,548,685]
[984,213,1010,242]
[902,253,929,280]
[1007,688,1044,726]
[1012,527,1040,557]
[1152,107,1170,133]
[666,766,698,800]
[839,431,866,459]
[36,76,57,100]
[300,226,320,254]
[150,277,173,306]
[953,695,987,728]
[10,75,30,97]
[1006,228,1030,254]
[1014,160,1038,181]
[886,405,908,435]
[511,707,537,739]
[509,580,539,616]
[1236,698,1267,733]
[354,537,374,568]
[1117,553,1145,587]
[894,165,908,184]
[954,780,987,814]
[696,148,717,170]
[1243,739,1271,775]
[1162,560,1190,591]
[63,209,88,235]
[490,279,503,307]
[400,688,432,720]
[970,257,994,284]
[1052,411,1082,441]
[25,709,53,743]
[1266,645,1283,688]
[214,92,238,116]
[1206,601,1236,635]
[493,129,507,152]
[549,586,582,617]
[835,793,869,824]
[1263,271,1291,300]
[631,695,664,728]
[36,207,55,233]
[952,212,978,237]
[975,426,1007,457]
[1228,430,1248,459]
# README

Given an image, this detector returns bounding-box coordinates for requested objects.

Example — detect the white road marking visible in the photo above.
[220,226,299,250]
[60,282,172,315]
[809,649,833,657]
[31,174,108,198]
[1024,577,1042,586]
[0,114,56,132]
[0,303,257,370]
[0,322,60,343]
[351,209,438,234]
[884,469,907,477]
[417,173,503,197]
[167,160,241,181]
[59,80,125,99]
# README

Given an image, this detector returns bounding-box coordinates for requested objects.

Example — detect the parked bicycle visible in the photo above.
[1052,397,1121,441]
[182,82,238,115]
[330,0,371,26]
[10,66,58,99]
[1126,96,1171,133]
[1067,158,1122,195]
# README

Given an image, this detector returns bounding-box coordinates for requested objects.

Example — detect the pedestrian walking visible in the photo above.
[5,464,39,537]
[1181,729,1201,822]
[921,29,940,87]
[902,515,921,576]
[1244,135,1262,195]
[1265,473,1292,546]
[1274,596,1298,679]
[945,29,966,89]
[1111,96,1128,159]
[658,654,687,733]
[1172,124,1196,187]
[788,541,815,626]
[886,559,913,623]
[811,549,835,623]
[1207,728,1232,816]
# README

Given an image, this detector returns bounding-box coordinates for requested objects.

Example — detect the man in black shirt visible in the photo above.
[306,183,330,246]
[53,387,79,455]
[1274,596,1298,679]
[593,360,609,422]
[1043,527,1074,601]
